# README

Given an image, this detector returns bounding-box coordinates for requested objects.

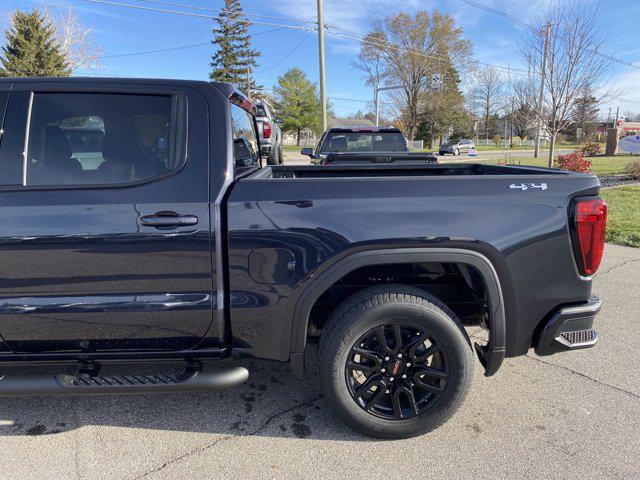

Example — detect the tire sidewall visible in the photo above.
[321,300,472,438]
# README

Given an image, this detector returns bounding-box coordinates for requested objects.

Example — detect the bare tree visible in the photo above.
[44,5,103,72]
[362,11,472,139]
[352,32,387,95]
[471,67,504,141]
[509,75,538,140]
[520,1,616,165]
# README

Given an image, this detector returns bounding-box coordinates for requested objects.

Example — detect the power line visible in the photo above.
[82,0,640,108]
[130,0,317,25]
[325,28,532,75]
[101,42,208,58]
[82,0,315,31]
[457,0,536,32]
[457,0,640,71]
[99,27,287,59]
[83,0,532,76]
[256,33,310,73]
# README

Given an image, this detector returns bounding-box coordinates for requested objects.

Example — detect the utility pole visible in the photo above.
[374,86,379,126]
[534,21,551,159]
[316,0,327,132]
[606,107,612,128]
[614,106,620,126]
[510,98,514,148]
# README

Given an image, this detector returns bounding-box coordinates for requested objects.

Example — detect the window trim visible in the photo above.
[3,90,189,192]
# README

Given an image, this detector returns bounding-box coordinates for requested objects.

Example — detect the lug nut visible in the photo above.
[406,362,412,367]
[389,377,394,381]
[384,356,390,361]
[397,353,403,358]
[381,368,386,373]
[402,374,407,379]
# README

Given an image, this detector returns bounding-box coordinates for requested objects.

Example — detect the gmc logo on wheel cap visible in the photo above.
[391,360,402,375]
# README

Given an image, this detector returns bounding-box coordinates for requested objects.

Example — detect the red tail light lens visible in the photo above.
[263,121,272,139]
[575,198,607,276]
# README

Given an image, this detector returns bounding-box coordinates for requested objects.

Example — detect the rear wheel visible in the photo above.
[454,148,460,155]
[266,146,277,165]
[318,284,474,439]
[277,143,283,165]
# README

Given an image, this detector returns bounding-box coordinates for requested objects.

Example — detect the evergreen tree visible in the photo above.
[571,87,599,142]
[210,0,260,96]
[0,9,70,77]
[273,68,321,146]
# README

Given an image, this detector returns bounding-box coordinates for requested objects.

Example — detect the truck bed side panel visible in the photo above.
[226,174,599,361]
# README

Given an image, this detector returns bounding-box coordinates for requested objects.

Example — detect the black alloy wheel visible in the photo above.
[345,322,448,420]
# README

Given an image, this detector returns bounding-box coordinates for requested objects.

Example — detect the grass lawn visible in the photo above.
[469,155,638,176]
[283,144,303,152]
[601,186,640,248]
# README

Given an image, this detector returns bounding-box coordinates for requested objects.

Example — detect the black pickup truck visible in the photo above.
[0,78,606,439]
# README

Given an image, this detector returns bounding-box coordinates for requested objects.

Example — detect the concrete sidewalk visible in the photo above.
[0,244,638,480]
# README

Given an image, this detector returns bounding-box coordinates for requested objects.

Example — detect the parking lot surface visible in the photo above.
[0,243,638,480]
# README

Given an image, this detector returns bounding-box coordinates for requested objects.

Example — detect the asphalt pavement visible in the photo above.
[0,243,638,480]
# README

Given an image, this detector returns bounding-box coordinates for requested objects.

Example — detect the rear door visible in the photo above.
[0,81,216,353]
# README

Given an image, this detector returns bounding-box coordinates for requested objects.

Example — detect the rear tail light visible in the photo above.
[573,198,607,276]
[263,121,272,139]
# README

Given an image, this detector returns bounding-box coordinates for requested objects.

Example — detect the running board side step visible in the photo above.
[0,367,249,397]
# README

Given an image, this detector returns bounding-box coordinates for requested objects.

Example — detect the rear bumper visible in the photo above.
[534,295,601,356]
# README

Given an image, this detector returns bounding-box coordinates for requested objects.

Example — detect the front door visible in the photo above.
[0,82,216,353]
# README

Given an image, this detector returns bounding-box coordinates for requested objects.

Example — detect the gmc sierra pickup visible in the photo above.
[0,78,606,439]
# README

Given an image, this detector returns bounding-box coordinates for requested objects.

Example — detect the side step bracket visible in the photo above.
[0,367,249,397]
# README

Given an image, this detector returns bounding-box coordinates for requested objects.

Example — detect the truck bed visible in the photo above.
[248,163,579,179]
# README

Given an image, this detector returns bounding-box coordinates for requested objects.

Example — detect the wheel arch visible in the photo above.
[290,248,506,378]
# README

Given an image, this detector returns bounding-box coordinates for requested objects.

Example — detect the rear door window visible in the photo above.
[24,92,183,187]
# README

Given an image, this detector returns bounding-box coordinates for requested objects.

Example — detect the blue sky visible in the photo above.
[2,0,640,117]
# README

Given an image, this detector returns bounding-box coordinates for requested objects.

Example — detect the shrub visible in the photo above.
[580,142,602,157]
[492,134,502,146]
[626,161,640,180]
[554,150,592,173]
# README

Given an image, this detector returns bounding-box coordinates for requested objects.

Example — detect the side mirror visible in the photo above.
[301,147,314,157]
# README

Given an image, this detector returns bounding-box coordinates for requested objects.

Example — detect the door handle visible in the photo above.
[139,211,198,228]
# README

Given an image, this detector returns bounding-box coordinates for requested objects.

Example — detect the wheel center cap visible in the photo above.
[387,359,405,376]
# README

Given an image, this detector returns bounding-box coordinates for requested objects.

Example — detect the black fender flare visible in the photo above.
[289,248,506,377]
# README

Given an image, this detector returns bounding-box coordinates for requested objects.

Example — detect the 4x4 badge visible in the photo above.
[509,183,548,191]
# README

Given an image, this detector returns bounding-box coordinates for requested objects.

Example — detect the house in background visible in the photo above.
[282,117,375,146]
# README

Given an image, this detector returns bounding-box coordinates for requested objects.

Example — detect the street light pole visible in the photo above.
[375,80,437,127]
[316,0,327,132]
[534,21,551,159]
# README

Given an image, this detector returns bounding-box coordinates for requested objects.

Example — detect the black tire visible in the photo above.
[318,284,473,439]
[277,143,283,165]
[266,146,277,165]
